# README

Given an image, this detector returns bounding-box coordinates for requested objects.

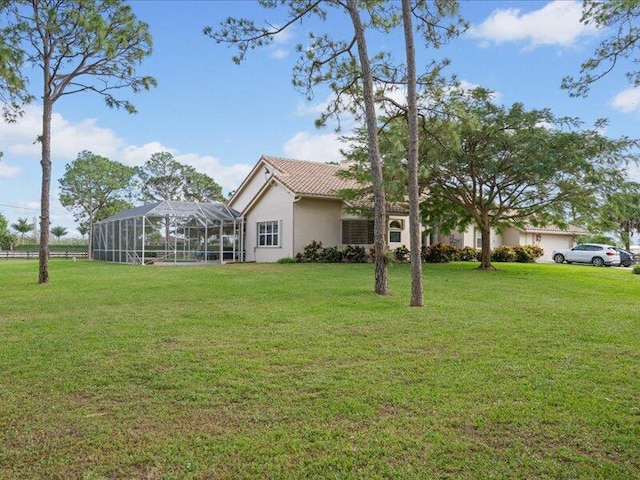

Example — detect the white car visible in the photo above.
[552,243,621,267]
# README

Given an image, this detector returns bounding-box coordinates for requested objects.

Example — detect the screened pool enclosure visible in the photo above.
[93,201,244,264]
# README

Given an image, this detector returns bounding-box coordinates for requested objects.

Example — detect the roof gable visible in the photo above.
[262,156,360,198]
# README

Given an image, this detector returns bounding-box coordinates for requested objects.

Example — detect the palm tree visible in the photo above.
[50,226,68,243]
[77,224,89,242]
[11,217,34,245]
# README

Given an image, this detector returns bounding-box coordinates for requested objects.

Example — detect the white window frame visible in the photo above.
[475,229,482,249]
[389,219,403,243]
[257,220,280,248]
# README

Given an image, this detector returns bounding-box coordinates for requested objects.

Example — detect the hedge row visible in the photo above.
[294,241,369,263]
[14,243,88,251]
[408,243,543,263]
[290,241,544,264]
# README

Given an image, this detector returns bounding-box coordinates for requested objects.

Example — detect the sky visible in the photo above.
[1,0,639,238]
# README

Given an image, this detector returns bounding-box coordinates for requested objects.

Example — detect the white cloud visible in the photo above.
[273,28,294,45]
[265,26,294,60]
[0,162,21,178]
[296,93,333,117]
[283,131,345,163]
[468,0,598,49]
[0,107,42,146]
[51,116,124,159]
[611,87,640,114]
[119,142,177,166]
[0,105,124,160]
[174,153,252,193]
[0,107,255,208]
[271,48,289,60]
[627,163,640,183]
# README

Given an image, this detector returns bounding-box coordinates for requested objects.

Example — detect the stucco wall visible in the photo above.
[229,165,269,214]
[293,198,343,255]
[243,182,294,262]
[502,228,523,247]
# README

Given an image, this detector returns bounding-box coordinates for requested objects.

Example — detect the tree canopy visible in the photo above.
[0,211,18,250]
[50,226,68,243]
[59,150,136,257]
[135,152,224,203]
[343,88,639,269]
[590,181,640,250]
[11,217,34,244]
[562,0,640,97]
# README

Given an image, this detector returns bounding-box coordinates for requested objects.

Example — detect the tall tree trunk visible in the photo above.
[479,223,494,270]
[402,0,423,307]
[88,215,94,260]
[39,97,52,283]
[347,0,389,295]
[622,222,631,251]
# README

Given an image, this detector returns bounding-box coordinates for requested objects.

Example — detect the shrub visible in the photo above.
[525,244,544,261]
[295,240,324,263]
[343,245,368,263]
[393,245,410,263]
[512,244,544,263]
[422,243,458,263]
[296,241,368,263]
[491,245,516,262]
[276,257,295,264]
[15,243,88,251]
[458,246,480,262]
[322,246,343,263]
[0,233,18,250]
[633,264,640,275]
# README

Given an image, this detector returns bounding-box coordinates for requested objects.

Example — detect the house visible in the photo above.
[435,224,587,263]
[228,155,411,262]
[230,155,585,262]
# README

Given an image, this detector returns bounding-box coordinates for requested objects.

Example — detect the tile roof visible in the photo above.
[262,156,360,198]
[261,156,409,213]
[520,224,588,235]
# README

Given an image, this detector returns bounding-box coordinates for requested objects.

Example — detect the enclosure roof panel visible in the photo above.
[97,201,241,223]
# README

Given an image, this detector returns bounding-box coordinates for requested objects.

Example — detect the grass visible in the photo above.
[0,260,638,479]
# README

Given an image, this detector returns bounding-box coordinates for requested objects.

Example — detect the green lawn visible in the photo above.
[0,260,638,479]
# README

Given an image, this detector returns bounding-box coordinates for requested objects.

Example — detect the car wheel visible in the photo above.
[592,257,604,267]
[553,254,565,264]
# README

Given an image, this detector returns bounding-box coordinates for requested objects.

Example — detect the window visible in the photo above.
[342,220,374,244]
[389,219,403,243]
[475,230,482,249]
[257,221,280,247]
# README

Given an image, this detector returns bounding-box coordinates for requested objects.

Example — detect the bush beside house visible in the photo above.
[292,241,544,264]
